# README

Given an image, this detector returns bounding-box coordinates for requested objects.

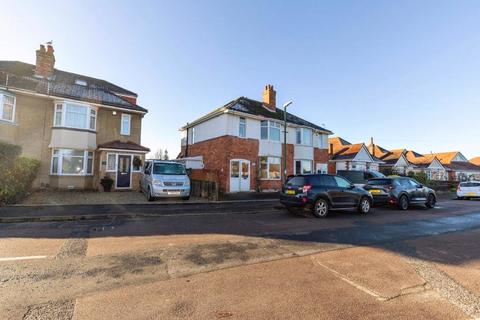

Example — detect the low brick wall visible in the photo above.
[191,179,219,201]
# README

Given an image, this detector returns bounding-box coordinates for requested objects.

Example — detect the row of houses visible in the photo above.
[1,43,479,194]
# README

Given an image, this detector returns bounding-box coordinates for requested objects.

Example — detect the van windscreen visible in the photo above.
[153,163,186,175]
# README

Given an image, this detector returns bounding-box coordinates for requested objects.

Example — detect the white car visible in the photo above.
[457,181,480,199]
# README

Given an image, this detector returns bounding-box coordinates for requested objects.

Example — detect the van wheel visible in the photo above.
[398,195,409,210]
[147,187,155,202]
[358,197,371,214]
[313,198,329,218]
[426,194,436,209]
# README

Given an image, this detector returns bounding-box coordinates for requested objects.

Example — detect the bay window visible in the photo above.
[53,102,96,130]
[260,120,281,142]
[295,128,312,146]
[259,156,281,180]
[295,160,313,175]
[1,93,15,122]
[51,149,94,175]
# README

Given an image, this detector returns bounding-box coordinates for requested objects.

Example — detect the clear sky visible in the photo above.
[2,0,480,159]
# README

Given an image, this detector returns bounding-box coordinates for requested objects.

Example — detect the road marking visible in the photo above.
[0,255,48,262]
[312,257,386,301]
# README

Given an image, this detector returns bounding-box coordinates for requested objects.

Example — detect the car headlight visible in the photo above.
[184,179,190,186]
[153,180,163,186]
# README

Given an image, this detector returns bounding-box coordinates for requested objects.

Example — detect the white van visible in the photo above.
[141,160,191,201]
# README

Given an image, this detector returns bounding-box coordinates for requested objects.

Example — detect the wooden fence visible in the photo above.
[190,180,219,201]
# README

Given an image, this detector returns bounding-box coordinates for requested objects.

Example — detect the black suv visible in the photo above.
[364,177,436,210]
[280,174,374,218]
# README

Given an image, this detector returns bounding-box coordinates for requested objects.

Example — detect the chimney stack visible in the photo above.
[329,143,334,156]
[263,84,276,111]
[370,137,375,157]
[35,42,55,78]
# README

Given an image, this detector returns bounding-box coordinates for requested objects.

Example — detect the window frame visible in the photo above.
[50,149,94,176]
[295,127,312,146]
[106,153,117,172]
[260,120,281,142]
[239,117,246,138]
[0,93,16,123]
[121,113,131,136]
[294,159,313,175]
[259,156,282,180]
[132,155,142,172]
[52,101,97,131]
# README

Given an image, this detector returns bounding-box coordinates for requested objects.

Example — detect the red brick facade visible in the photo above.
[183,135,331,194]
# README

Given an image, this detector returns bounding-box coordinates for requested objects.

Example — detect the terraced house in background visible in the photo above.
[178,85,332,193]
[0,43,149,190]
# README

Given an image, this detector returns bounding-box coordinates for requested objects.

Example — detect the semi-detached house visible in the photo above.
[0,44,149,190]
[179,85,332,193]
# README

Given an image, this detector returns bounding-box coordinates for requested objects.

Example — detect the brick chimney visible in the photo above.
[35,43,55,78]
[263,84,276,111]
[369,137,375,157]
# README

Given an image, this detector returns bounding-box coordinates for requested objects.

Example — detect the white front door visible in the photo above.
[230,159,250,192]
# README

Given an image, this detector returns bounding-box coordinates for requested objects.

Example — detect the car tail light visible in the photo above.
[302,185,312,193]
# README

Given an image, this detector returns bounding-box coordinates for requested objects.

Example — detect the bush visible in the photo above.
[0,141,21,167]
[407,171,429,185]
[0,157,40,205]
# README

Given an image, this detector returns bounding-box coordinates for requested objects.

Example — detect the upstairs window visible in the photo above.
[53,102,96,131]
[239,117,246,138]
[121,114,131,135]
[295,128,312,146]
[260,120,281,142]
[1,94,15,122]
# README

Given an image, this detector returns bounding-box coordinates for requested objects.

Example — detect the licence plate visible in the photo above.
[466,192,477,197]
[168,191,181,195]
[369,189,382,194]
[286,190,296,195]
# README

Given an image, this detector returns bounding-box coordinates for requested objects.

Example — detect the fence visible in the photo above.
[190,180,219,201]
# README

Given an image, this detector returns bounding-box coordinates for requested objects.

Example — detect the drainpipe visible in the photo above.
[184,126,189,158]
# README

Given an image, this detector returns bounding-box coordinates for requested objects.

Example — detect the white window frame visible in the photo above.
[52,101,97,131]
[132,155,142,172]
[121,114,131,136]
[295,127,312,146]
[259,156,282,180]
[191,127,195,144]
[239,117,246,138]
[260,120,281,142]
[0,93,16,123]
[50,149,94,176]
[106,153,117,172]
[294,159,313,175]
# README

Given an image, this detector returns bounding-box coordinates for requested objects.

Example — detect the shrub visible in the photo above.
[0,141,21,167]
[0,157,40,205]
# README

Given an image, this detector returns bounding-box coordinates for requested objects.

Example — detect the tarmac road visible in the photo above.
[1,198,480,319]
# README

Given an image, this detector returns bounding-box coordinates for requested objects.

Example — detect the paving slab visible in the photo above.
[311,247,426,300]
[0,238,64,258]
[72,255,465,320]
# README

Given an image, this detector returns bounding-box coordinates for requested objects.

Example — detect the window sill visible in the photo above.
[0,119,17,126]
[259,178,282,181]
[50,174,94,177]
[52,126,97,133]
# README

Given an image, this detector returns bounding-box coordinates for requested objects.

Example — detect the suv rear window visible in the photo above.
[286,176,305,187]
[367,179,392,186]
[460,182,480,187]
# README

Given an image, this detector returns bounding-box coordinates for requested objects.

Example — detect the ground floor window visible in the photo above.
[51,149,93,175]
[295,160,312,175]
[259,156,281,180]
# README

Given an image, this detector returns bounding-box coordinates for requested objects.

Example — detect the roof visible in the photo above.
[369,144,391,158]
[429,152,461,164]
[328,138,376,162]
[182,97,332,134]
[444,161,480,172]
[0,61,147,113]
[97,140,150,152]
[471,157,480,166]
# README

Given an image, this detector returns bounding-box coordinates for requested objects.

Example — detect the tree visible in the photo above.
[163,149,169,160]
[154,149,163,160]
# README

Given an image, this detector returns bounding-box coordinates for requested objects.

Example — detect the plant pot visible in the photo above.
[100,177,114,192]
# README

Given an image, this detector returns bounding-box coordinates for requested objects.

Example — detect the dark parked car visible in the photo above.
[337,170,386,187]
[280,174,374,218]
[364,177,436,210]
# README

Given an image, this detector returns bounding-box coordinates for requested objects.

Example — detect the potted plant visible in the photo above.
[100,176,114,192]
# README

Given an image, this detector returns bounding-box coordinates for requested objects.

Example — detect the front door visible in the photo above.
[230,159,250,192]
[117,155,131,188]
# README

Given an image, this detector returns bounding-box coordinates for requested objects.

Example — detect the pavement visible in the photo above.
[1,198,480,319]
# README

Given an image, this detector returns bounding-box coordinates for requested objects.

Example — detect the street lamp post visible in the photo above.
[282,101,293,183]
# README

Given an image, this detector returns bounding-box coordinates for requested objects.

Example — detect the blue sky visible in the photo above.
[2,0,480,158]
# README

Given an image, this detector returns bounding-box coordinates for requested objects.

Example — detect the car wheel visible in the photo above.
[147,187,155,202]
[358,197,371,214]
[313,198,329,218]
[398,195,409,210]
[426,194,436,209]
